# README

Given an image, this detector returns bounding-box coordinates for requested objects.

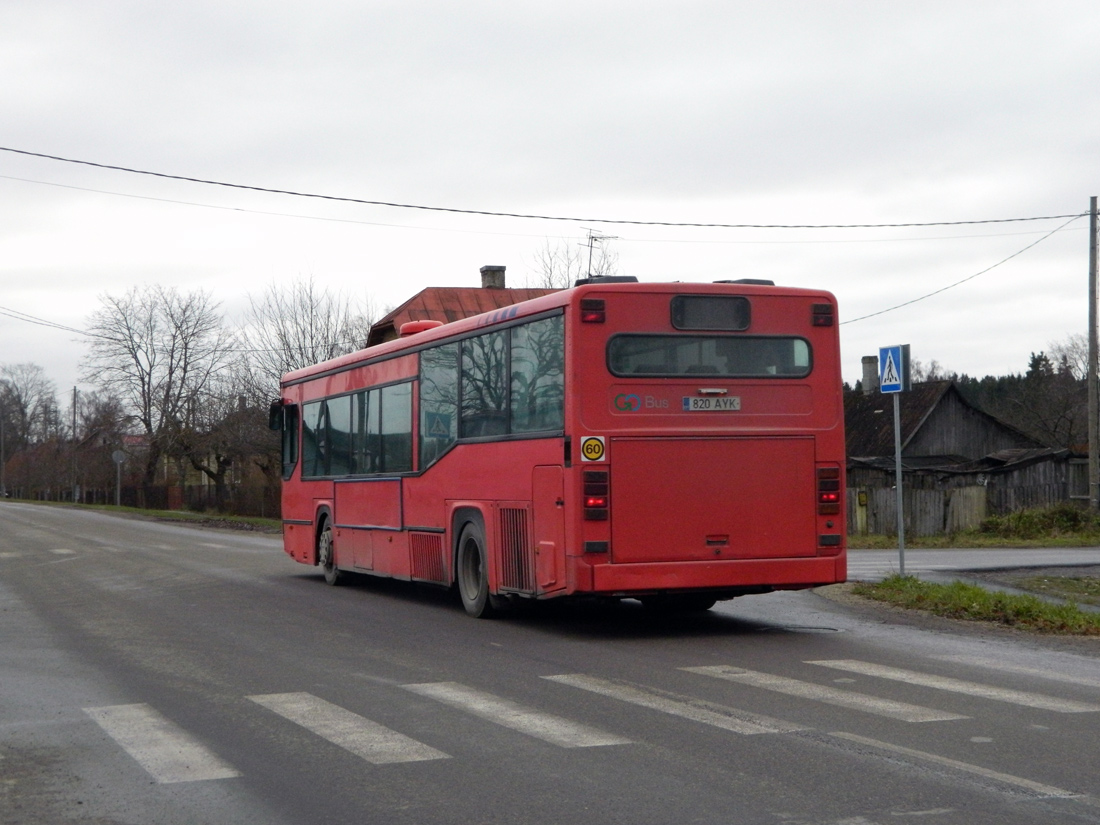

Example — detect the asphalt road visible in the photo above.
[3,501,1100,825]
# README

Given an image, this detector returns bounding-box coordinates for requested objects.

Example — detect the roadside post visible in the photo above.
[879,345,911,575]
[112,450,126,507]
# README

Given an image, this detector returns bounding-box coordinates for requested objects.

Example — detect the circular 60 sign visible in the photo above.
[580,436,605,462]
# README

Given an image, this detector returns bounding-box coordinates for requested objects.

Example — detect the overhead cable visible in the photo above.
[0,146,1087,230]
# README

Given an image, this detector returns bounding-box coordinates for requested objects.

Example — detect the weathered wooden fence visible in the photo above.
[849,485,1000,536]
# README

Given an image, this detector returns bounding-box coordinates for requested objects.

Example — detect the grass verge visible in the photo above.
[1008,576,1100,607]
[852,575,1100,635]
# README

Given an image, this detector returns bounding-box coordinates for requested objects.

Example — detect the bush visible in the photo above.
[978,503,1100,539]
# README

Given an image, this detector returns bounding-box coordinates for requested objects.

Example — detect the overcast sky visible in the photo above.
[2,0,1098,398]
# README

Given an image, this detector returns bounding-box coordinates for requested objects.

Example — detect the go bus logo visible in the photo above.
[613,393,669,412]
[613,393,642,411]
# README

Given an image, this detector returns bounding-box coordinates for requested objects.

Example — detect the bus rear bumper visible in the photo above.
[585,555,846,596]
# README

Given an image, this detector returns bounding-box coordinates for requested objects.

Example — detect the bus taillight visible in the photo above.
[811,303,834,326]
[816,467,841,515]
[583,470,609,520]
[580,299,606,323]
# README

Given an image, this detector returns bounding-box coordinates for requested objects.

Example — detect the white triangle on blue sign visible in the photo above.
[881,352,900,387]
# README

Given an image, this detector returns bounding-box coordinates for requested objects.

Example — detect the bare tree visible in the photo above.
[237,277,376,402]
[909,358,955,383]
[1048,332,1088,380]
[81,285,235,485]
[0,362,58,449]
[526,235,621,289]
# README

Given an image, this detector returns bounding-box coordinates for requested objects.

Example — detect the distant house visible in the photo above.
[845,380,1041,465]
[366,265,558,347]
[844,380,1084,535]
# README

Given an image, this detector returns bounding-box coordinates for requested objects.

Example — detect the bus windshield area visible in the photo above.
[608,334,811,378]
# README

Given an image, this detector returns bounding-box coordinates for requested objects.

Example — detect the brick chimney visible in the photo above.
[480,265,506,289]
[861,355,879,395]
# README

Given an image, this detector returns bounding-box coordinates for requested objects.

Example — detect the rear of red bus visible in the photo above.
[563,281,845,605]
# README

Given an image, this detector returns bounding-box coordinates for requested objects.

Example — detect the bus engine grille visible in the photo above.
[410,532,446,584]
[499,507,535,593]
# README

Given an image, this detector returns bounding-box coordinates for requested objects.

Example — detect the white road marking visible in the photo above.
[403,681,630,747]
[934,655,1100,690]
[808,660,1100,713]
[682,666,966,723]
[544,674,805,735]
[829,731,1080,798]
[83,703,240,784]
[249,692,447,764]
[48,548,76,555]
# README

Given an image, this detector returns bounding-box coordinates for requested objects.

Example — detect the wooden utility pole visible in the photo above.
[1089,196,1099,512]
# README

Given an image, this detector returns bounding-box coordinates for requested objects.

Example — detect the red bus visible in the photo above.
[270,277,846,617]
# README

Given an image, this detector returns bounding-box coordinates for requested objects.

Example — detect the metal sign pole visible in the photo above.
[879,344,910,577]
[893,392,905,576]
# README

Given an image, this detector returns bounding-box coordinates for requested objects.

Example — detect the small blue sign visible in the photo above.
[879,344,910,393]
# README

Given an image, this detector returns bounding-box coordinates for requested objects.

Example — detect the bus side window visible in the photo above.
[461,331,507,437]
[381,383,413,472]
[364,389,381,473]
[328,395,353,476]
[302,401,326,477]
[510,315,564,433]
[420,343,458,468]
[281,404,299,480]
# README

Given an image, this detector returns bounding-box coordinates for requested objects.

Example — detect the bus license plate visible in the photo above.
[683,396,741,412]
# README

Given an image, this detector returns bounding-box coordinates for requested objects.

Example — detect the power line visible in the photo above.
[841,214,1084,324]
[5,173,1081,246]
[0,146,1088,231]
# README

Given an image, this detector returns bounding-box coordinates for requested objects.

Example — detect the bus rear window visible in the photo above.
[671,296,750,330]
[608,335,811,378]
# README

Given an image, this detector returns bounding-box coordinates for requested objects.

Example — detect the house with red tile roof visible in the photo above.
[366,265,559,347]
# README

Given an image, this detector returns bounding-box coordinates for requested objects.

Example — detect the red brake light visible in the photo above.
[580,299,606,323]
[817,467,842,515]
[583,470,609,520]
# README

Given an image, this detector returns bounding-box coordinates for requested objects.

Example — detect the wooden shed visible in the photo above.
[844,381,1082,535]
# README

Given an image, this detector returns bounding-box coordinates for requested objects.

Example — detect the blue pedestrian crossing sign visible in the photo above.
[879,344,910,393]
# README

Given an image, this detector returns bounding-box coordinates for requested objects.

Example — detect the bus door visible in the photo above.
[532,465,565,592]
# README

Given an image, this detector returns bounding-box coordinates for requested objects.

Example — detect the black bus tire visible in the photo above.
[456,521,496,618]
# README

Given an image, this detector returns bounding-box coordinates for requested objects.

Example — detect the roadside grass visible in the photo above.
[5,498,281,533]
[1008,576,1100,607]
[852,575,1100,635]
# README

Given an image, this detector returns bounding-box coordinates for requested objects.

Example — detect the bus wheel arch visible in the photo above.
[452,510,499,618]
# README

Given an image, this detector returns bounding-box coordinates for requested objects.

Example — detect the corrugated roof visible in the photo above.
[366,287,559,346]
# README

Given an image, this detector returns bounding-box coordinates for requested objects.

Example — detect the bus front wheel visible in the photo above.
[456,522,497,618]
[318,525,343,586]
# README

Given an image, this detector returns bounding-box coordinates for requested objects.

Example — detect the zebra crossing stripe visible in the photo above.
[829,732,1081,799]
[83,703,240,784]
[543,674,805,735]
[807,660,1100,713]
[682,666,967,723]
[934,655,1100,690]
[403,682,630,747]
[248,692,448,764]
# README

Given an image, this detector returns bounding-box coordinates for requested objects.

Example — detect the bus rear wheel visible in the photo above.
[318,525,343,586]
[456,522,497,618]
